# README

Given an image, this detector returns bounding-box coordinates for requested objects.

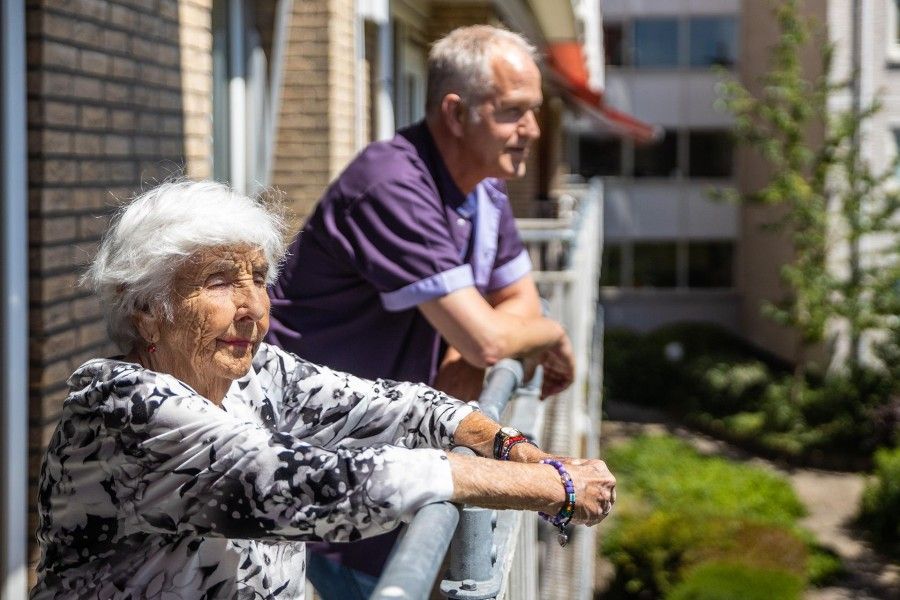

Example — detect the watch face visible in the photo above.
[501,426,519,437]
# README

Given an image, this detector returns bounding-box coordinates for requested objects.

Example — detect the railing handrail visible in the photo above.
[370,359,527,600]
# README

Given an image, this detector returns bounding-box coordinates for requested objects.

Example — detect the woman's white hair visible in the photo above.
[426,25,538,117]
[83,179,288,351]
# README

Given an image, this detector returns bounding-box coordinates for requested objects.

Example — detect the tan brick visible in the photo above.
[104,81,130,103]
[111,56,136,79]
[30,328,78,361]
[103,134,130,156]
[78,322,108,347]
[36,356,72,389]
[31,215,76,243]
[71,296,101,321]
[43,101,78,127]
[71,188,110,211]
[80,105,108,129]
[109,4,138,29]
[108,160,136,183]
[72,75,102,99]
[34,188,74,213]
[41,159,79,184]
[74,0,107,21]
[80,49,109,76]
[30,245,72,272]
[73,132,103,155]
[28,302,72,331]
[134,135,159,156]
[72,241,99,267]
[41,71,74,96]
[159,0,178,21]
[103,29,129,53]
[30,273,79,307]
[42,40,78,67]
[72,18,101,45]
[43,12,76,39]
[110,109,135,131]
[78,159,107,181]
[131,37,157,61]
[137,12,161,38]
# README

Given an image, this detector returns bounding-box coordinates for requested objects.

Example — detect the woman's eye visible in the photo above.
[205,275,229,288]
[253,272,267,285]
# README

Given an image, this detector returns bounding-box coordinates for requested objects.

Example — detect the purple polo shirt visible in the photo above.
[267,121,531,386]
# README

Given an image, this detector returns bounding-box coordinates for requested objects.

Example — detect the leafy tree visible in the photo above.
[719,0,899,392]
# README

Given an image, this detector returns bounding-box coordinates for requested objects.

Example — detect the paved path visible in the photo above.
[598,400,899,600]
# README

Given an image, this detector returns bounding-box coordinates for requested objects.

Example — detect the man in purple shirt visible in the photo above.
[267,25,575,598]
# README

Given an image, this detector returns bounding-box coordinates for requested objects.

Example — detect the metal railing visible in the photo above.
[370,179,604,600]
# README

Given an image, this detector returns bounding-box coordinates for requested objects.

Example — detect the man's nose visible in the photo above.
[519,109,540,140]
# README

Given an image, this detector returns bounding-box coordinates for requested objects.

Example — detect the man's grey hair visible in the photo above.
[426,25,538,116]
[83,179,288,351]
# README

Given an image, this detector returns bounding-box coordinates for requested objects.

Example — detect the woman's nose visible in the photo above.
[236,284,267,322]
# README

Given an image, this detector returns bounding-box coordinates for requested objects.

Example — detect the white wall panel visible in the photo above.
[603,0,740,19]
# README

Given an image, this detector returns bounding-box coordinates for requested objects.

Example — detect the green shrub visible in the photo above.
[601,435,814,598]
[603,435,804,524]
[667,562,804,600]
[858,445,900,556]
[603,321,898,464]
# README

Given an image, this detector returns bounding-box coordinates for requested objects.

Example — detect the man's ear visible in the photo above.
[440,93,466,138]
[133,308,161,346]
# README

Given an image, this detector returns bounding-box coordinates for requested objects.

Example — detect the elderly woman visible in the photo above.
[31,180,616,599]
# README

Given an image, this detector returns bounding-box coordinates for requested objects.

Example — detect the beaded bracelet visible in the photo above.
[538,458,575,547]
[498,435,537,461]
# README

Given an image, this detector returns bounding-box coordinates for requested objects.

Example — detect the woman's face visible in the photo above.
[139,244,270,399]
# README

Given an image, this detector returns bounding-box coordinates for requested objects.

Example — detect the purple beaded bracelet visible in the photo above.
[538,458,575,547]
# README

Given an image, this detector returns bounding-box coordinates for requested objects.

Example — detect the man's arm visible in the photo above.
[421,277,575,398]
[432,275,543,400]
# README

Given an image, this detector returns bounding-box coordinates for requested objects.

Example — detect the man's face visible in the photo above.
[464,49,543,180]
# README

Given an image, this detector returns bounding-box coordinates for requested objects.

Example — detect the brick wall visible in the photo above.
[273,0,361,227]
[24,0,211,578]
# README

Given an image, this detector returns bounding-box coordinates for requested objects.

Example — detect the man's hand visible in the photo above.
[539,332,575,398]
[433,346,486,401]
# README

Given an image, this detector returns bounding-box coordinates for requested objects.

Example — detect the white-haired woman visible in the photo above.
[31,180,616,600]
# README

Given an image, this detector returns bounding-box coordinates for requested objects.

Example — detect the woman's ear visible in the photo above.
[132,308,161,346]
[440,93,466,138]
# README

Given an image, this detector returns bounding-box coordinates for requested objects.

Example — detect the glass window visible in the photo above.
[633,242,678,287]
[578,135,622,177]
[601,244,622,286]
[892,129,900,180]
[688,131,734,177]
[634,130,678,177]
[689,17,738,67]
[688,242,734,288]
[604,23,624,66]
[633,19,679,68]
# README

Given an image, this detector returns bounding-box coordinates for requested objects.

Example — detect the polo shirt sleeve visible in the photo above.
[487,188,532,293]
[331,176,474,312]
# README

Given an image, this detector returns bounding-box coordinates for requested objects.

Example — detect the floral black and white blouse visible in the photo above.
[31,343,474,599]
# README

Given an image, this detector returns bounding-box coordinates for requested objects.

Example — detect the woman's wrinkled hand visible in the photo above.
[549,458,616,526]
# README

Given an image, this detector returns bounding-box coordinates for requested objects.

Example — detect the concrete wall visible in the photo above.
[735,0,828,363]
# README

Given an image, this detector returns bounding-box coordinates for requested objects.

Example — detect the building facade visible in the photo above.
[591,0,742,334]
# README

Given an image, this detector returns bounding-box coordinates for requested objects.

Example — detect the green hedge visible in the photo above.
[600,435,840,599]
[603,323,898,465]
[858,446,900,557]
[667,562,804,600]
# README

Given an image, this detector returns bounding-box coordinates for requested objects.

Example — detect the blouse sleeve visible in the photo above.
[254,344,477,450]
[101,366,454,543]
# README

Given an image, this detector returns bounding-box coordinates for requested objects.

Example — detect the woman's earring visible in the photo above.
[148,343,157,354]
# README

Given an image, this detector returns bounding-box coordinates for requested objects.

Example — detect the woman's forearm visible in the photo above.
[446,453,563,512]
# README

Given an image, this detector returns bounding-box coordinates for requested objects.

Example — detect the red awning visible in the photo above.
[547,41,660,144]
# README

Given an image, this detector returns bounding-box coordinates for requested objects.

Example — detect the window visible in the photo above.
[688,131,734,177]
[892,128,900,180]
[633,19,679,68]
[634,131,678,177]
[688,242,734,288]
[689,17,738,67]
[604,23,624,67]
[578,135,622,178]
[604,16,738,70]
[601,244,623,286]
[889,0,900,63]
[633,242,678,287]
[212,1,280,194]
